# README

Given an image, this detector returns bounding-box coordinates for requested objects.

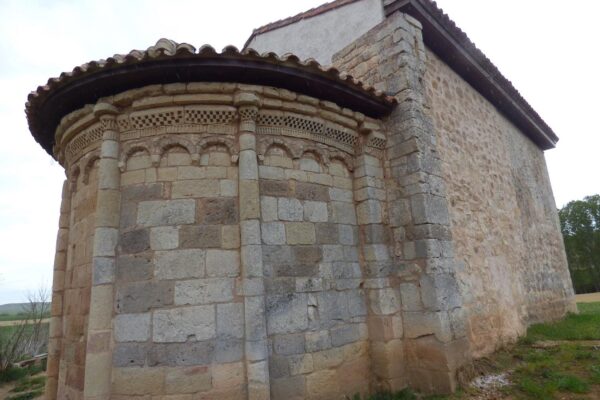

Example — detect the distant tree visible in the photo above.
[0,286,49,371]
[559,194,600,294]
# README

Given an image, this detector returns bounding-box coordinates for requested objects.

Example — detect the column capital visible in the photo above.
[93,103,119,131]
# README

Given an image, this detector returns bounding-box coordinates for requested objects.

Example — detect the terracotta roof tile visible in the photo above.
[26,39,395,155]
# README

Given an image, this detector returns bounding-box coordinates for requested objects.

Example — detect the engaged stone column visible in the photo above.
[83,104,121,399]
[355,123,406,392]
[45,180,71,400]
[235,92,270,400]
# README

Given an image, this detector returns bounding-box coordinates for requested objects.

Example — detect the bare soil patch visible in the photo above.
[576,292,600,303]
[0,318,49,328]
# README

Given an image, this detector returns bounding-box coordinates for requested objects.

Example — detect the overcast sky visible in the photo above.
[0,0,598,304]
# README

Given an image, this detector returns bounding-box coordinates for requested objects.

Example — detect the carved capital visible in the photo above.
[93,103,119,131]
[234,91,261,133]
[238,105,259,133]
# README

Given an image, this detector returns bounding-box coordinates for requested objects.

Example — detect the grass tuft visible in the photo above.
[555,374,589,393]
[350,388,417,400]
[10,375,46,393]
[5,388,44,400]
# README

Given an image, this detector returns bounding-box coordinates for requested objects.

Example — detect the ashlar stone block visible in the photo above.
[217,302,244,339]
[206,249,240,277]
[278,197,303,221]
[150,226,179,250]
[153,305,216,342]
[114,313,151,342]
[174,278,234,305]
[285,222,316,245]
[154,249,205,280]
[165,365,212,394]
[137,199,195,227]
[266,293,308,334]
[261,222,286,245]
[303,201,328,222]
[260,196,278,222]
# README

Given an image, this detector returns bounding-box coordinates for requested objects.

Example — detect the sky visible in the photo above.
[0,0,598,304]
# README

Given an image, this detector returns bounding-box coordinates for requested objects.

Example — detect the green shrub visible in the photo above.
[0,367,28,383]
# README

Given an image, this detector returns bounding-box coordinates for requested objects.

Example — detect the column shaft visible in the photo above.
[83,106,121,400]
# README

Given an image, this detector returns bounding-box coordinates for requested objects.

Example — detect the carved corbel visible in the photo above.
[358,120,386,156]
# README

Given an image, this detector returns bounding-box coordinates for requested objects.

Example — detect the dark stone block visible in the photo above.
[295,182,329,201]
[113,343,148,367]
[122,183,164,203]
[180,225,221,248]
[119,229,150,254]
[315,223,338,244]
[259,180,290,197]
[292,245,323,264]
[199,198,238,225]
[116,281,174,313]
[148,341,214,366]
[116,254,153,282]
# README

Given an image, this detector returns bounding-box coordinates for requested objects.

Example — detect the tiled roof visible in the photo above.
[26,38,395,156]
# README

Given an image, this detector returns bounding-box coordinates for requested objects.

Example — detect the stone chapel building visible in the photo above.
[26,0,576,398]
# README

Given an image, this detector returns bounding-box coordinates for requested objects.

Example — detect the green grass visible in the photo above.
[5,388,44,400]
[500,302,600,399]
[578,301,600,314]
[10,375,46,393]
[525,302,600,341]
[408,302,600,400]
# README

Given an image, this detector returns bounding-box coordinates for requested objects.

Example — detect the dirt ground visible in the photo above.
[0,373,45,400]
[576,292,600,303]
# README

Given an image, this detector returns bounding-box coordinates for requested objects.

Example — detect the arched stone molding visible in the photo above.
[119,143,152,172]
[197,135,238,165]
[82,154,101,185]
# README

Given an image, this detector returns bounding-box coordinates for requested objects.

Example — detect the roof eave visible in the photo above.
[26,42,396,157]
[385,0,558,150]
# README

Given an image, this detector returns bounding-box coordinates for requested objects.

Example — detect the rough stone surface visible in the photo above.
[153,305,216,342]
[424,47,575,356]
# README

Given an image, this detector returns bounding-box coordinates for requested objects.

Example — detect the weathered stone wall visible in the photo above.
[333,12,471,394]
[47,82,388,399]
[258,137,371,399]
[112,126,245,397]
[422,48,576,356]
[46,122,101,398]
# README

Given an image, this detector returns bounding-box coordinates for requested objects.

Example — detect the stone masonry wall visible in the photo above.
[423,48,577,356]
[111,130,245,398]
[47,82,388,399]
[47,153,99,398]
[333,12,471,394]
[258,139,371,399]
